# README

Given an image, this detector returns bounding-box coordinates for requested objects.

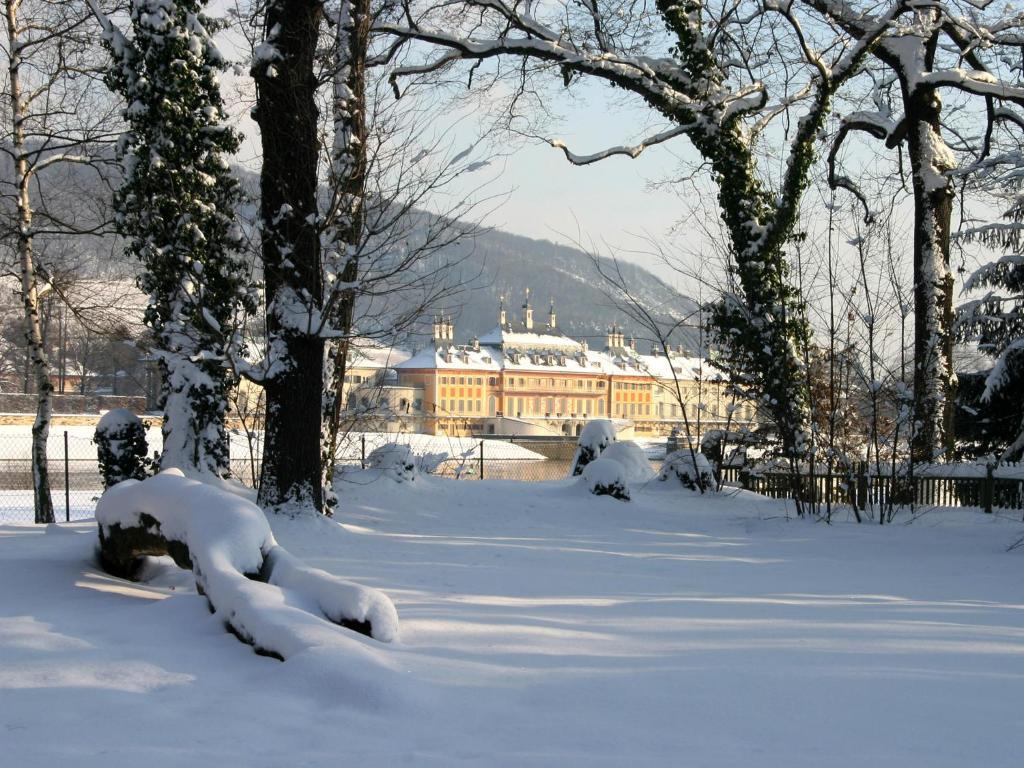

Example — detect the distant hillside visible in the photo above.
[3,156,703,352]
[436,229,701,350]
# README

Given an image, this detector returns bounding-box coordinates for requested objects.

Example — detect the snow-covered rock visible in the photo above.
[96,470,399,657]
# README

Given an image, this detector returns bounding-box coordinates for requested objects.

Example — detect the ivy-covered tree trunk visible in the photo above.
[97,0,253,479]
[5,0,54,523]
[904,83,956,464]
[252,0,325,512]
[322,0,371,504]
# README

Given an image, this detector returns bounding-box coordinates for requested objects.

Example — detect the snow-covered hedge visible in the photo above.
[96,470,399,658]
[94,409,155,490]
[570,419,617,476]
[600,441,655,483]
[582,457,631,501]
[660,450,715,491]
[367,444,419,482]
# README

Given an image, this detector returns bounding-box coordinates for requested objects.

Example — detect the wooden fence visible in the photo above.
[718,464,1024,514]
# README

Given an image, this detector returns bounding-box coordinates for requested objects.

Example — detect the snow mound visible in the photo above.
[582,457,631,501]
[367,444,418,482]
[600,441,655,483]
[570,419,617,476]
[660,450,715,491]
[96,470,399,657]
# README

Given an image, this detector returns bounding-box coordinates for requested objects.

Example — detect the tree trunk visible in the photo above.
[252,0,325,512]
[322,0,371,499]
[6,0,54,524]
[905,83,956,464]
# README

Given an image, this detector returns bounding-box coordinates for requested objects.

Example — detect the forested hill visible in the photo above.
[440,228,702,349]
[4,155,702,351]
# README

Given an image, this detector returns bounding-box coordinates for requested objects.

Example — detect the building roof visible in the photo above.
[395,340,718,381]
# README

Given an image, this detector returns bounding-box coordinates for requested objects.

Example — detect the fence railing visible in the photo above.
[718,464,1024,514]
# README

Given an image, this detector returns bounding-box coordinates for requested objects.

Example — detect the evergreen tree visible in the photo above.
[957,189,1024,459]
[97,0,254,476]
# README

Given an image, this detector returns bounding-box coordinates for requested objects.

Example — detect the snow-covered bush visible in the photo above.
[582,457,631,501]
[94,409,155,490]
[600,441,654,483]
[570,419,616,476]
[659,450,715,492]
[367,444,418,482]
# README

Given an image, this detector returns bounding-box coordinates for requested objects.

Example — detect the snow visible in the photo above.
[96,470,398,653]
[599,440,655,483]
[581,455,631,499]
[2,476,1024,765]
[95,408,142,434]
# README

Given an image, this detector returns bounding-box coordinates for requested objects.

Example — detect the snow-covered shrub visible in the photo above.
[367,444,418,482]
[94,409,155,490]
[659,450,715,492]
[600,441,654,483]
[582,457,631,501]
[570,419,617,476]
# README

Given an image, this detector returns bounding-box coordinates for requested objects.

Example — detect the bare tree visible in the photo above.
[2,0,117,522]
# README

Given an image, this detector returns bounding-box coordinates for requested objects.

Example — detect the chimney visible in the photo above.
[472,336,480,352]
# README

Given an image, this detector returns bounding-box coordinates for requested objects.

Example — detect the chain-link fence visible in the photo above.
[425,439,668,482]
[0,430,105,523]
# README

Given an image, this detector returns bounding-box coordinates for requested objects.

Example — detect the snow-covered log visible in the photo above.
[96,470,398,657]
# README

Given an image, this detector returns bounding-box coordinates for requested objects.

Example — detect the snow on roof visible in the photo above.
[395,342,713,380]
[478,325,581,350]
[348,342,412,369]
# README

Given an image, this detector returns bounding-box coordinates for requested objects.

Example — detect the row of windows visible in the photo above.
[505,377,606,390]
[614,382,653,391]
[439,376,484,386]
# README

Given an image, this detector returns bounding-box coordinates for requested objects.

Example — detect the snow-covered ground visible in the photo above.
[2,476,1023,766]
[0,425,543,466]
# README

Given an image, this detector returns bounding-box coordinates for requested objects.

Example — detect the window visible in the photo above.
[587,380,593,390]
[476,377,482,385]
[459,400,465,412]
[488,377,497,386]
[518,378,525,387]
[598,400,605,415]
[441,376,447,384]
[598,381,605,389]
[459,377,465,385]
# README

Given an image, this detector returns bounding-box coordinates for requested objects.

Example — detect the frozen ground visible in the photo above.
[2,476,1023,767]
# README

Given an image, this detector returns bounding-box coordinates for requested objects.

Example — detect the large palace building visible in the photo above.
[362,291,759,439]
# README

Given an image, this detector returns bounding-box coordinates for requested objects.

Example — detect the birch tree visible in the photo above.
[3,0,115,522]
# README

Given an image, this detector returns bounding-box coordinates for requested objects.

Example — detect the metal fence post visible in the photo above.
[63,430,70,522]
[479,440,484,480]
[361,435,366,470]
[983,462,994,514]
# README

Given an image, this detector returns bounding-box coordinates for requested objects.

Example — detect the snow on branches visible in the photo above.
[91,0,254,478]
